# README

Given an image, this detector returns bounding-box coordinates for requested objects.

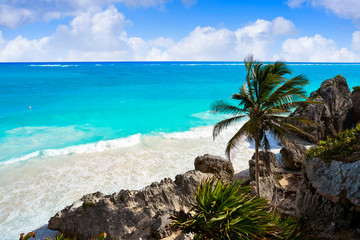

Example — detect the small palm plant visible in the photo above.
[172,179,301,240]
[211,56,315,196]
[19,232,35,240]
[19,232,107,240]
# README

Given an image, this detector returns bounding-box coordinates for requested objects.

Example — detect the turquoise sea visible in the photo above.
[0,62,359,239]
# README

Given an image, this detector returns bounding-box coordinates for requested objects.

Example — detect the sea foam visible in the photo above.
[0,134,141,166]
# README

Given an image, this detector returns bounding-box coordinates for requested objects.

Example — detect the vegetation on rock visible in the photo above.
[306,123,360,162]
[353,86,360,93]
[172,179,302,240]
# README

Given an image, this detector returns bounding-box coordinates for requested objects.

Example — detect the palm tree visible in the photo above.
[211,56,313,197]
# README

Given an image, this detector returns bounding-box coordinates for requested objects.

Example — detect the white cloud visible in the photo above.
[0,6,134,61]
[148,37,175,48]
[153,18,296,61]
[286,0,360,23]
[2,11,357,63]
[0,0,194,27]
[165,26,237,60]
[0,15,300,62]
[286,0,307,8]
[0,4,33,28]
[352,31,360,51]
[281,34,359,62]
[272,17,297,36]
[0,35,50,61]
[181,0,197,8]
[50,6,134,60]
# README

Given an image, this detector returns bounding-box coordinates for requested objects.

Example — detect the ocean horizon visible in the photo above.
[1,62,359,239]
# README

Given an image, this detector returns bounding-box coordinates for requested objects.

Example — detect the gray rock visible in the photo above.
[48,170,213,240]
[194,154,234,184]
[280,143,307,170]
[249,151,284,200]
[295,176,358,238]
[351,89,360,124]
[249,151,284,181]
[291,75,353,143]
[303,158,360,207]
[180,233,194,240]
[296,158,360,238]
[150,213,172,239]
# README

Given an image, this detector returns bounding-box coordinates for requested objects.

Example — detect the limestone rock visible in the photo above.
[249,151,284,181]
[302,158,360,207]
[249,151,284,200]
[280,143,307,170]
[291,75,353,143]
[150,213,173,239]
[180,233,194,240]
[48,170,213,240]
[295,176,359,238]
[194,154,234,184]
[296,158,360,238]
[351,88,360,124]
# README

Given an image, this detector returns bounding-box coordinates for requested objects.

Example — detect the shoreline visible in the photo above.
[1,123,284,239]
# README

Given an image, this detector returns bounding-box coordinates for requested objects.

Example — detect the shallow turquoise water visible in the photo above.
[0,62,360,239]
[0,62,359,165]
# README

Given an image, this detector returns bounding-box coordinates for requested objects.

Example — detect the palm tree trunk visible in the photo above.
[255,140,260,197]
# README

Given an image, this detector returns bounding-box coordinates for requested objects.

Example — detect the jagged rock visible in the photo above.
[48,155,236,240]
[249,151,284,181]
[151,213,172,239]
[194,154,234,184]
[180,233,194,240]
[291,75,353,143]
[302,158,360,207]
[351,88,360,124]
[296,158,360,239]
[280,143,307,170]
[296,176,359,239]
[48,170,213,240]
[249,151,284,200]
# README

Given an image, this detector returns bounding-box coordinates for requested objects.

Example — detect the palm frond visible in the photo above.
[225,122,250,159]
[213,115,246,140]
[265,74,309,108]
[210,100,244,115]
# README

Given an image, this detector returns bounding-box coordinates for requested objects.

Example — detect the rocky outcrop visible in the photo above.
[351,88,360,124]
[291,75,353,143]
[49,171,211,240]
[296,158,360,239]
[302,158,360,207]
[48,155,235,240]
[194,154,234,184]
[249,151,284,200]
[280,143,307,170]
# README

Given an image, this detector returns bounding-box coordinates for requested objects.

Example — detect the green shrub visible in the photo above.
[82,201,94,210]
[47,234,75,240]
[353,86,360,93]
[306,124,360,162]
[171,179,302,240]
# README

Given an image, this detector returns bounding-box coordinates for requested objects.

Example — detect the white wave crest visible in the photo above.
[0,134,141,166]
[29,64,78,67]
[43,134,141,157]
[162,126,213,139]
[0,151,41,166]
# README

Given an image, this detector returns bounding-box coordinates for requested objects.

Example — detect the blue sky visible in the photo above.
[0,0,359,62]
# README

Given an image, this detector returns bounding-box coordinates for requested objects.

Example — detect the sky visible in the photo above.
[0,0,360,62]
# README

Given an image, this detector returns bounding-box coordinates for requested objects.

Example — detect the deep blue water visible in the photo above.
[0,62,359,165]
